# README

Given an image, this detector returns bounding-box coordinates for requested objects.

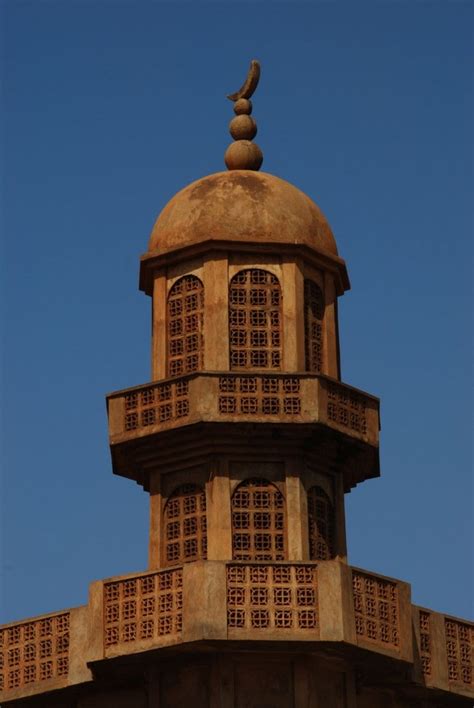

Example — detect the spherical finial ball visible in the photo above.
[224,140,263,171]
[229,115,257,141]
[234,98,252,115]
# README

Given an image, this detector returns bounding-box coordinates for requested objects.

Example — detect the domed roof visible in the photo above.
[148,171,338,256]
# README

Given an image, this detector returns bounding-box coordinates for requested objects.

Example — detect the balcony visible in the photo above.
[2,562,471,704]
[106,372,380,488]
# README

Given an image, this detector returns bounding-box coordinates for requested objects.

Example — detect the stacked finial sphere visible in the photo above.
[225,98,263,171]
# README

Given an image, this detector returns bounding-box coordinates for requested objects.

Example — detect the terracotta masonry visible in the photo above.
[1,61,472,707]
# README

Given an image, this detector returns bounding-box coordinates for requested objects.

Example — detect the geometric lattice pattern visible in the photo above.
[231,479,286,561]
[124,380,189,432]
[227,565,318,632]
[353,571,399,648]
[167,275,204,377]
[0,614,69,692]
[445,618,473,685]
[304,279,324,373]
[229,269,282,370]
[307,486,335,560]
[327,380,367,435]
[218,375,301,416]
[163,484,207,567]
[419,610,432,678]
[104,569,183,651]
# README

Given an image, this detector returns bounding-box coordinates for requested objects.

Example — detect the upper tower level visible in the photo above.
[140,168,349,382]
[139,60,349,385]
[106,61,380,575]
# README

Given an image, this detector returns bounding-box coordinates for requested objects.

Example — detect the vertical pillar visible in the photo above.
[86,580,105,663]
[204,254,229,370]
[285,457,308,561]
[206,459,233,561]
[323,272,339,379]
[148,471,162,569]
[152,271,167,380]
[282,260,305,371]
[334,473,348,562]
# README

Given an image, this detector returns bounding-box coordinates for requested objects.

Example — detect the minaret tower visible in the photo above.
[2,62,471,708]
[108,60,379,577]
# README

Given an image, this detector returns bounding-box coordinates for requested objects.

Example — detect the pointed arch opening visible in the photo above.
[162,483,207,567]
[167,275,204,377]
[231,478,286,561]
[307,485,335,560]
[304,279,324,373]
[229,269,282,370]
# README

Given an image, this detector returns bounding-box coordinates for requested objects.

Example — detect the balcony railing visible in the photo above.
[103,567,183,657]
[0,611,70,694]
[107,372,380,447]
[1,563,472,703]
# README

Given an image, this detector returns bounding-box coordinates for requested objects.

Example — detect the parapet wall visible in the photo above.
[1,561,472,705]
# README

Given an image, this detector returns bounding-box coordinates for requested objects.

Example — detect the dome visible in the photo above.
[148,171,338,256]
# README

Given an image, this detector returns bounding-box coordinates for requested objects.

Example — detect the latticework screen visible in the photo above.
[352,571,399,649]
[326,381,367,435]
[218,375,301,416]
[0,614,69,692]
[104,569,182,651]
[419,610,432,678]
[167,275,204,377]
[229,269,282,370]
[231,479,286,561]
[445,618,473,685]
[163,484,207,567]
[124,380,189,432]
[227,564,318,633]
[304,279,324,373]
[307,486,335,560]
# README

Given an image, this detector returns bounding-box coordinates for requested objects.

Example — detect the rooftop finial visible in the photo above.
[224,60,263,171]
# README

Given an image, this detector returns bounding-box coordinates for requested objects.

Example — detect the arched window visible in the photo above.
[307,486,335,560]
[229,269,282,370]
[167,275,204,377]
[304,279,324,373]
[162,484,207,567]
[231,478,286,561]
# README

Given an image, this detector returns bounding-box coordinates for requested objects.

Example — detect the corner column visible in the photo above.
[323,272,339,379]
[152,270,167,380]
[207,459,233,561]
[204,254,229,370]
[282,260,305,371]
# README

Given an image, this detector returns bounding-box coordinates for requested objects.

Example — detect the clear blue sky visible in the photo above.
[1,1,472,624]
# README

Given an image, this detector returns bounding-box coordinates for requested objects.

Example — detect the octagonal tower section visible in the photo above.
[107,169,380,575]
